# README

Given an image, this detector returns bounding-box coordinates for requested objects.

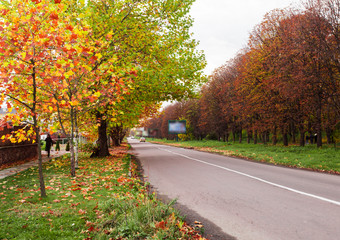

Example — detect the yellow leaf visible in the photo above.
[70,100,79,106]
[95,53,102,60]
[94,91,101,98]
[65,70,74,78]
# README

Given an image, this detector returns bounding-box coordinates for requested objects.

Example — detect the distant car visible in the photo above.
[140,137,146,142]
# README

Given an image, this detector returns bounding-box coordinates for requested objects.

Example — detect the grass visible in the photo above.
[0,144,206,240]
[147,139,340,174]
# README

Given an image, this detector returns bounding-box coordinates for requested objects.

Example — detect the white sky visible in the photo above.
[190,0,297,75]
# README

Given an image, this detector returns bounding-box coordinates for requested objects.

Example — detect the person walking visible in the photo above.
[45,134,54,158]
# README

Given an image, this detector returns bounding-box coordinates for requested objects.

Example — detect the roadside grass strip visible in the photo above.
[148,139,340,174]
[0,144,207,240]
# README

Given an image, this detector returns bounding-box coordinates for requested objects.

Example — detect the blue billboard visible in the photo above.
[168,120,186,134]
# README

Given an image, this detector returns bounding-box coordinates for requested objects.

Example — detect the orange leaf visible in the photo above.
[155,220,167,230]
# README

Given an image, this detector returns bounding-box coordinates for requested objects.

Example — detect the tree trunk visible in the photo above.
[70,107,76,177]
[262,131,267,144]
[266,131,270,143]
[32,60,46,197]
[282,127,289,146]
[316,95,322,147]
[119,128,127,143]
[326,127,332,144]
[247,130,252,144]
[300,131,305,147]
[291,122,296,144]
[34,118,46,198]
[272,126,277,145]
[75,111,79,169]
[239,126,242,143]
[95,112,110,157]
[111,124,125,147]
[254,130,258,144]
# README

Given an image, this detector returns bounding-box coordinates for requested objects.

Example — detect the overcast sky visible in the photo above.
[189,0,298,75]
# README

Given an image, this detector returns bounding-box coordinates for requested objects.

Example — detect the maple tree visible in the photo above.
[0,0,83,196]
[1,0,206,184]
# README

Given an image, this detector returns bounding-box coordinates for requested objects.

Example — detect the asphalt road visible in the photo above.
[129,139,340,240]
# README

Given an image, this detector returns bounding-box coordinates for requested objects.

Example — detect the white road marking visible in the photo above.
[158,147,340,207]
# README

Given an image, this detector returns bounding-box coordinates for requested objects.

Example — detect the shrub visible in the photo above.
[55,141,60,151]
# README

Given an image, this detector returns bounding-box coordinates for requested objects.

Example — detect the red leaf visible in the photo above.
[155,220,167,230]
[50,13,59,20]
[70,34,78,40]
[66,25,73,31]
[78,209,86,215]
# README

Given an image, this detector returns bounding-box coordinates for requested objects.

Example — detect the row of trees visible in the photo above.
[0,0,206,197]
[144,0,340,147]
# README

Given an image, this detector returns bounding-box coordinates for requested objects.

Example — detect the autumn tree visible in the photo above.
[81,0,206,156]
[0,0,85,196]
[146,0,339,148]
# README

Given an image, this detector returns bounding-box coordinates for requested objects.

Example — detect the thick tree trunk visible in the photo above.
[326,127,333,144]
[300,131,305,147]
[298,124,305,147]
[95,112,110,157]
[119,130,126,144]
[110,124,127,147]
[282,127,289,146]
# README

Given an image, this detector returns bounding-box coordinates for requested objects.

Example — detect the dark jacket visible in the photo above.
[45,135,53,151]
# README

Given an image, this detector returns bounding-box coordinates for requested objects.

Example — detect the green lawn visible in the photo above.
[0,145,205,240]
[148,139,340,174]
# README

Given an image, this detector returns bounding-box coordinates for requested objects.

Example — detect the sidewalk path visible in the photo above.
[0,150,68,180]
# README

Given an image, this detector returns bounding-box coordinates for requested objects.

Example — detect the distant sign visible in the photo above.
[168,120,186,134]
